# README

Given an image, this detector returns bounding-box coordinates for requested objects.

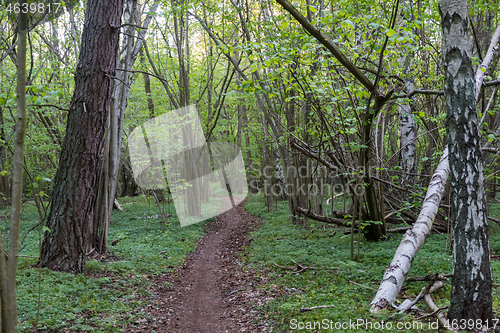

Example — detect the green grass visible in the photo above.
[4,194,216,332]
[6,192,500,331]
[242,194,500,332]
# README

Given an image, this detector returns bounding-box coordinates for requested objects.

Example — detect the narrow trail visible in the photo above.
[129,198,271,332]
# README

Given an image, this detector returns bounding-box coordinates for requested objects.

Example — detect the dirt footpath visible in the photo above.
[128,199,273,332]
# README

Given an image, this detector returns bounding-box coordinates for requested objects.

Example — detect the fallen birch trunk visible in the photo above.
[370,24,500,312]
[370,148,449,310]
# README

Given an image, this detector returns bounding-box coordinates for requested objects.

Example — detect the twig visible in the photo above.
[484,79,500,87]
[273,262,294,270]
[392,89,444,99]
[406,273,451,282]
[348,280,377,291]
[424,289,449,329]
[300,304,335,312]
[273,260,333,275]
[27,104,69,112]
[228,289,241,296]
[399,278,444,313]
[121,23,147,29]
[415,306,449,321]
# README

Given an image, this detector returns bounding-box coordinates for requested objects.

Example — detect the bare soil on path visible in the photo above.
[128,199,273,332]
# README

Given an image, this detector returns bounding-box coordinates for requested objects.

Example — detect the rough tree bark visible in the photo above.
[92,0,158,254]
[371,3,500,317]
[40,0,124,273]
[440,0,492,324]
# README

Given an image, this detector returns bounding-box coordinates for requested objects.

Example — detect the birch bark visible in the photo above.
[371,4,500,315]
[440,0,492,323]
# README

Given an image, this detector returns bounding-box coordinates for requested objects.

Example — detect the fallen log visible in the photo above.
[370,148,449,311]
[371,23,500,312]
[296,207,350,227]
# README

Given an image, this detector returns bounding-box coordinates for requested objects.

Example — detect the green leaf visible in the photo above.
[342,19,354,28]
[386,29,396,37]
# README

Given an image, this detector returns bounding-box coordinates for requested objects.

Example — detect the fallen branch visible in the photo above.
[488,215,500,226]
[399,277,443,313]
[386,227,410,233]
[344,227,409,235]
[348,280,377,291]
[300,304,335,312]
[424,283,449,329]
[371,23,500,312]
[273,260,335,275]
[135,214,170,219]
[370,148,449,311]
[406,273,451,282]
[273,262,295,270]
[113,198,123,211]
[415,306,449,321]
[291,260,315,274]
[297,207,350,227]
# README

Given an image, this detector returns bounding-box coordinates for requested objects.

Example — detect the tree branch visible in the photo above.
[274,0,374,91]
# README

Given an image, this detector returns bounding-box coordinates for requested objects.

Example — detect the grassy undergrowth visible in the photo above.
[243,194,500,332]
[4,194,219,332]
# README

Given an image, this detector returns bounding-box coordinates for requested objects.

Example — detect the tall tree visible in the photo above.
[440,0,492,324]
[40,0,124,273]
[0,1,28,330]
[91,0,158,255]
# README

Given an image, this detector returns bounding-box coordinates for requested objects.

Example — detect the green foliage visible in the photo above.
[242,195,500,332]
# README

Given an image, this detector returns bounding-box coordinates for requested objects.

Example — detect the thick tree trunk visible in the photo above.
[371,3,499,318]
[40,0,124,273]
[92,0,158,254]
[440,0,492,324]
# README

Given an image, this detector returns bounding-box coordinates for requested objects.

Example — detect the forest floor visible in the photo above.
[12,195,500,332]
[127,198,273,332]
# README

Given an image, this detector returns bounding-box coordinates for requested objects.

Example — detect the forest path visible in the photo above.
[129,198,269,332]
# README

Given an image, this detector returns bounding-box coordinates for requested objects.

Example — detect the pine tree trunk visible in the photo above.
[40,0,124,273]
[440,0,493,324]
